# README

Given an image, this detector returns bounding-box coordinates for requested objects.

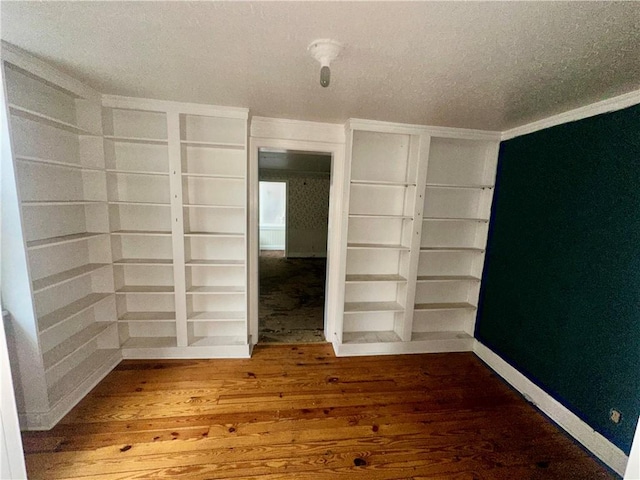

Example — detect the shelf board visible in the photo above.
[33,263,110,293]
[188,311,246,321]
[189,335,247,347]
[184,232,244,238]
[186,286,245,294]
[43,322,113,370]
[347,243,410,251]
[349,214,412,220]
[22,200,104,207]
[183,204,244,209]
[116,286,174,294]
[119,311,176,322]
[113,258,173,265]
[180,140,245,149]
[345,274,407,283]
[344,301,404,313]
[104,135,168,145]
[426,183,493,189]
[342,331,402,344]
[186,259,245,267]
[414,302,476,311]
[121,336,177,349]
[416,275,481,282]
[27,232,106,250]
[48,348,119,406]
[16,155,103,171]
[411,331,474,342]
[423,217,489,222]
[111,230,172,236]
[106,169,169,177]
[182,173,244,180]
[420,247,485,253]
[350,180,416,187]
[108,201,170,207]
[38,293,113,333]
[9,104,94,135]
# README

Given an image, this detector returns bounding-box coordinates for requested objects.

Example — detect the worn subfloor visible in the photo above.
[21,344,618,479]
[259,251,326,343]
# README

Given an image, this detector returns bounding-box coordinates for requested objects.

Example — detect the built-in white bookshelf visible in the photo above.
[413,137,498,343]
[3,59,120,420]
[180,113,248,347]
[342,126,428,346]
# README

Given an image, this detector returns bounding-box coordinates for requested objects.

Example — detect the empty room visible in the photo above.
[0,2,639,479]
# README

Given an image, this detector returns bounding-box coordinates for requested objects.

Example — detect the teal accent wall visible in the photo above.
[476,104,640,454]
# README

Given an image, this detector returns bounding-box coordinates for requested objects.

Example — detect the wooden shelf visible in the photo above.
[27,232,106,250]
[186,260,245,267]
[22,200,104,207]
[121,337,177,349]
[104,135,168,145]
[189,336,247,347]
[16,156,103,171]
[184,232,244,238]
[48,348,119,406]
[345,274,407,283]
[111,230,172,236]
[420,247,484,252]
[113,258,173,265]
[182,173,244,180]
[347,243,410,251]
[414,302,476,311]
[183,204,244,209]
[43,322,113,370]
[188,311,246,321]
[411,331,474,342]
[416,275,480,282]
[108,201,170,207]
[106,169,169,177]
[118,311,176,322]
[349,214,412,219]
[423,216,489,222]
[350,180,416,187]
[116,286,174,294]
[186,286,245,294]
[33,263,109,293]
[9,104,94,135]
[38,293,113,333]
[342,331,402,344]
[344,301,404,313]
[180,140,244,149]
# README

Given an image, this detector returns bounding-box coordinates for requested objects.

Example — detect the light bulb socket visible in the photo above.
[320,65,331,87]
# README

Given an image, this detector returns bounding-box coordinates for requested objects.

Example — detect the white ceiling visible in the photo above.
[1,2,639,131]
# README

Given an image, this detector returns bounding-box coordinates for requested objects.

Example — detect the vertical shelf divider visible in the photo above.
[167,111,188,346]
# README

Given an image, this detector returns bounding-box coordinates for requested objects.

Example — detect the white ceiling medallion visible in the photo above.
[308,39,343,88]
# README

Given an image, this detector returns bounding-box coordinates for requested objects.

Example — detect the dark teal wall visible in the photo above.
[476,104,640,454]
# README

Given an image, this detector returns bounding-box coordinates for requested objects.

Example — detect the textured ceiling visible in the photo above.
[1,1,639,131]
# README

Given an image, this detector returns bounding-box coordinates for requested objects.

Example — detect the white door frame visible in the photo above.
[248,125,346,348]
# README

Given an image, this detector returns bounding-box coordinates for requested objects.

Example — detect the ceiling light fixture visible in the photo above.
[308,39,343,88]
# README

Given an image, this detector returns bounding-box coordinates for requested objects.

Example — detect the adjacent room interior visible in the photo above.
[0,2,638,479]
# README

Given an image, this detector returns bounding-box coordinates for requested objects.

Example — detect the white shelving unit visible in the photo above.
[413,137,498,343]
[2,57,120,426]
[335,122,499,356]
[180,112,248,348]
[340,124,429,348]
[103,107,178,351]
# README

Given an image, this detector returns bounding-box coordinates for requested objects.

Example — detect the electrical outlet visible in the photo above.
[609,409,621,424]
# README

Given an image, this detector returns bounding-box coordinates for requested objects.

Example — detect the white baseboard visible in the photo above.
[473,340,628,476]
[19,350,121,430]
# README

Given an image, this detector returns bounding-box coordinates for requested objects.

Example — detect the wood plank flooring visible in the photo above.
[22,344,618,479]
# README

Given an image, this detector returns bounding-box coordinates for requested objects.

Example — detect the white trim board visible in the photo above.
[473,340,628,476]
[501,89,640,141]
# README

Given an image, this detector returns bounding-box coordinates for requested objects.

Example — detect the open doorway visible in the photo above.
[257,149,331,343]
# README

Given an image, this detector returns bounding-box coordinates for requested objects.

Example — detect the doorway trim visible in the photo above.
[248,117,346,348]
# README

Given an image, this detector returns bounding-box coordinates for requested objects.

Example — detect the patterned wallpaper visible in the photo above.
[260,171,330,230]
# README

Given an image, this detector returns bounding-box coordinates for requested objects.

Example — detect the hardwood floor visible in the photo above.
[22,344,617,479]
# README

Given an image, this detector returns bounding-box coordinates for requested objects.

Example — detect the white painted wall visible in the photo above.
[625,418,640,479]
